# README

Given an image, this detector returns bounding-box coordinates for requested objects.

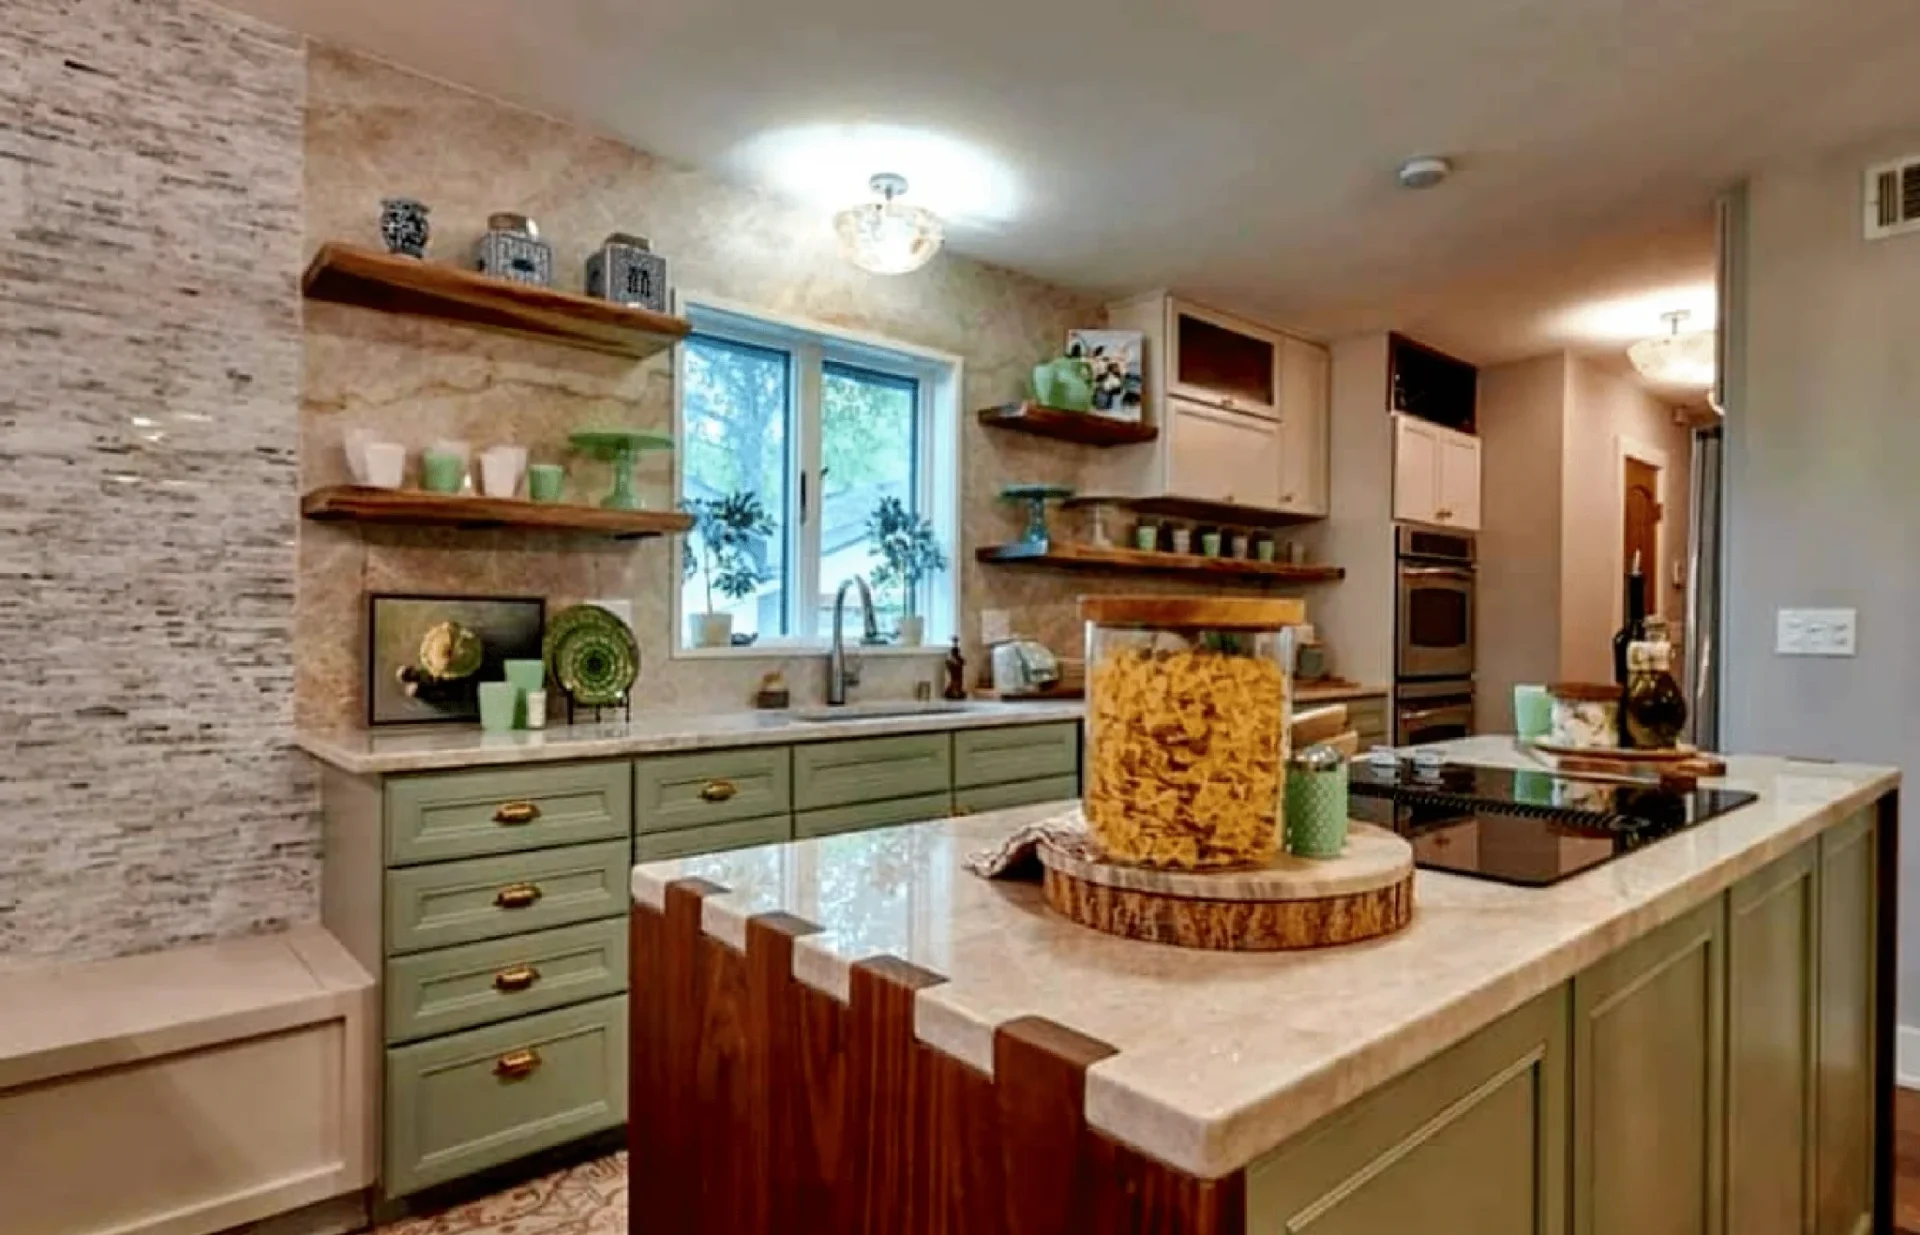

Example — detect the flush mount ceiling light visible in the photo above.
[1627,310,1716,388]
[1397,156,1452,190]
[834,173,944,275]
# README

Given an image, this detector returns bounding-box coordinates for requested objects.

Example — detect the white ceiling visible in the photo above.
[226,0,1920,366]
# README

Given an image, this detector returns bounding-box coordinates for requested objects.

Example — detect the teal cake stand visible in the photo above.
[569,430,674,510]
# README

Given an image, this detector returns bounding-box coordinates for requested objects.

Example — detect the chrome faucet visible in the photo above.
[827,575,879,705]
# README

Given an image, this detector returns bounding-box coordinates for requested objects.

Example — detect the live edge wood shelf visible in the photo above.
[976,541,1345,583]
[976,402,1159,447]
[302,486,693,541]
[302,242,692,359]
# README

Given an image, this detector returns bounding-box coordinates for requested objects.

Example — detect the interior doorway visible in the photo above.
[1623,455,1662,617]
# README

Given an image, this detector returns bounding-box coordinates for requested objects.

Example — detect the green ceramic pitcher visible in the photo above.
[1031,357,1094,411]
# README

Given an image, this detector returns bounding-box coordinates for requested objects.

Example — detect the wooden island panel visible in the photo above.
[629,880,1244,1235]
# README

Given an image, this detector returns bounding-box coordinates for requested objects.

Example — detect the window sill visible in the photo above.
[669,642,949,662]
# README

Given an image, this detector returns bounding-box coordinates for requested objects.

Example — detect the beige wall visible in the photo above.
[1559,356,1693,682]
[298,46,1259,728]
[1296,334,1396,687]
[1473,351,1691,724]
[1475,354,1568,730]
[1724,128,1920,1024]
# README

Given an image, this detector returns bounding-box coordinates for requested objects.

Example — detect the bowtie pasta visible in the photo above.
[1084,645,1288,869]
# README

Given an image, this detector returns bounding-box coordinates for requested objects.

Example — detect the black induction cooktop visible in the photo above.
[1348,759,1760,887]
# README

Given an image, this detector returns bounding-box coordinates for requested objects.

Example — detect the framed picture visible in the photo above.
[1066,328,1145,421]
[367,594,546,726]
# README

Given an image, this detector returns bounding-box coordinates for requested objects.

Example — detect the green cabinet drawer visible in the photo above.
[386,761,630,867]
[385,840,630,956]
[384,995,627,1197]
[953,722,1080,789]
[794,732,951,811]
[634,814,792,861]
[954,775,1079,816]
[796,791,953,839]
[385,917,630,1045]
[634,747,791,833]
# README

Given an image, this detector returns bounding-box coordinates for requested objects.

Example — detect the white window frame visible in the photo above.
[671,290,962,659]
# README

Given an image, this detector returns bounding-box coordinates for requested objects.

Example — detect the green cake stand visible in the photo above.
[568,430,674,510]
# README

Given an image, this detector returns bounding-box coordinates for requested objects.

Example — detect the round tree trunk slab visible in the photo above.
[1037,822,1415,951]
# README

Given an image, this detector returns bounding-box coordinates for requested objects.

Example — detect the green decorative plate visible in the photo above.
[543,604,640,707]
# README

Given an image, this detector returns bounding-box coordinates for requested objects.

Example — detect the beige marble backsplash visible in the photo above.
[297,45,1300,729]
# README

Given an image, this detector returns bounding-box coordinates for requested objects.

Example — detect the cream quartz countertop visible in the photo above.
[295,700,1084,775]
[629,735,1897,1180]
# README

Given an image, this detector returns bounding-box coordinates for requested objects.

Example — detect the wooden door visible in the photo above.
[1437,432,1482,530]
[1168,399,1281,507]
[1571,897,1724,1235]
[1623,457,1661,614]
[1726,844,1818,1235]
[1393,415,1439,524]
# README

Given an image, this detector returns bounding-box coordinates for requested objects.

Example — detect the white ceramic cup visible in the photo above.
[479,445,528,499]
[362,442,406,489]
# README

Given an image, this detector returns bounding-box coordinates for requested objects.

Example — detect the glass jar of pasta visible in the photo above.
[1081,596,1302,869]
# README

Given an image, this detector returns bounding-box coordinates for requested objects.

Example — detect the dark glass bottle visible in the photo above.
[1625,638,1688,750]
[1610,553,1648,744]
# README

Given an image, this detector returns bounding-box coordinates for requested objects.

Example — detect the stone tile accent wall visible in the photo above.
[0,0,314,966]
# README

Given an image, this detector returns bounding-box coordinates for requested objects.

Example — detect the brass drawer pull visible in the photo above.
[493,965,541,992]
[699,779,739,803]
[493,801,541,825]
[495,883,543,909]
[494,1048,542,1079]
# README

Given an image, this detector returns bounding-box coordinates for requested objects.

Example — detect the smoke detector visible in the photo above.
[1397,156,1452,190]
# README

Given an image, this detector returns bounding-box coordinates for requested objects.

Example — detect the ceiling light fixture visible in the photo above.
[1627,310,1716,388]
[834,173,943,275]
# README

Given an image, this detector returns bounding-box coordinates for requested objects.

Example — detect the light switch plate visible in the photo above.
[980,608,1012,645]
[1776,608,1857,657]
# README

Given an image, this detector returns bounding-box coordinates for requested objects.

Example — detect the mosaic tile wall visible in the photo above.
[0,0,315,966]
[298,45,1181,729]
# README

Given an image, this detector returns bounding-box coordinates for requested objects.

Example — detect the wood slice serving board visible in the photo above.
[1037,823,1414,952]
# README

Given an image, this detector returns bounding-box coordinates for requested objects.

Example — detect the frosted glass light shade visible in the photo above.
[834,173,943,275]
[1627,315,1716,388]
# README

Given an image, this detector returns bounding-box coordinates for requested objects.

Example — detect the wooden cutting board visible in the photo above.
[1037,822,1414,951]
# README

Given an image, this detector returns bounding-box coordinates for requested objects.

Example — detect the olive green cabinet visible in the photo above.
[1725,844,1819,1235]
[1572,897,1725,1235]
[1815,811,1877,1235]
[1247,988,1568,1235]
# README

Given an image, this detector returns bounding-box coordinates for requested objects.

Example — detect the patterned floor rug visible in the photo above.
[374,1153,627,1235]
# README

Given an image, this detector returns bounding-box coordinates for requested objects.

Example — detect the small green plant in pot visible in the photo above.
[684,491,774,648]
[866,496,948,647]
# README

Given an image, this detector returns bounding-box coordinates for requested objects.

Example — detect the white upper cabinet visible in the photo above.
[1104,293,1329,518]
[1393,412,1481,530]
[1165,301,1281,419]
[1277,337,1330,517]
[1166,398,1281,509]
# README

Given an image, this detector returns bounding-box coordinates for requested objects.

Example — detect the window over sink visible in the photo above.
[673,295,961,656]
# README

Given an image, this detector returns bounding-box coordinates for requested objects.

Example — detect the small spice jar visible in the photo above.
[1624,637,1688,749]
[1082,596,1299,869]
[1546,682,1621,749]
[1285,744,1349,858]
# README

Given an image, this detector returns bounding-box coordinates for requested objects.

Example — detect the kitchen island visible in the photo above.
[627,736,1897,1234]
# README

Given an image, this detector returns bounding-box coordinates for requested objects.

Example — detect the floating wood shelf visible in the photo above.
[302,486,693,540]
[975,541,1345,583]
[1063,493,1324,529]
[976,402,1158,446]
[302,243,692,359]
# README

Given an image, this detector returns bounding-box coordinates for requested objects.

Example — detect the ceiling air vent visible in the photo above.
[1864,156,1920,240]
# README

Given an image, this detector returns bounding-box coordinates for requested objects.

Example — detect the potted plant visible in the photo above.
[683,491,773,648]
[866,496,948,647]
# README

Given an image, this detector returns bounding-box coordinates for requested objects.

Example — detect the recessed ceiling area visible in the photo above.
[225,0,1920,366]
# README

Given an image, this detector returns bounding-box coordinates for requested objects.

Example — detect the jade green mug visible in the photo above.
[421,450,465,494]
[527,464,565,503]
[477,681,516,733]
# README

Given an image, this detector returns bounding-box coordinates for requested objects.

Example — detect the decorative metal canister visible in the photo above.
[585,232,669,312]
[475,213,554,287]
[1284,743,1350,859]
